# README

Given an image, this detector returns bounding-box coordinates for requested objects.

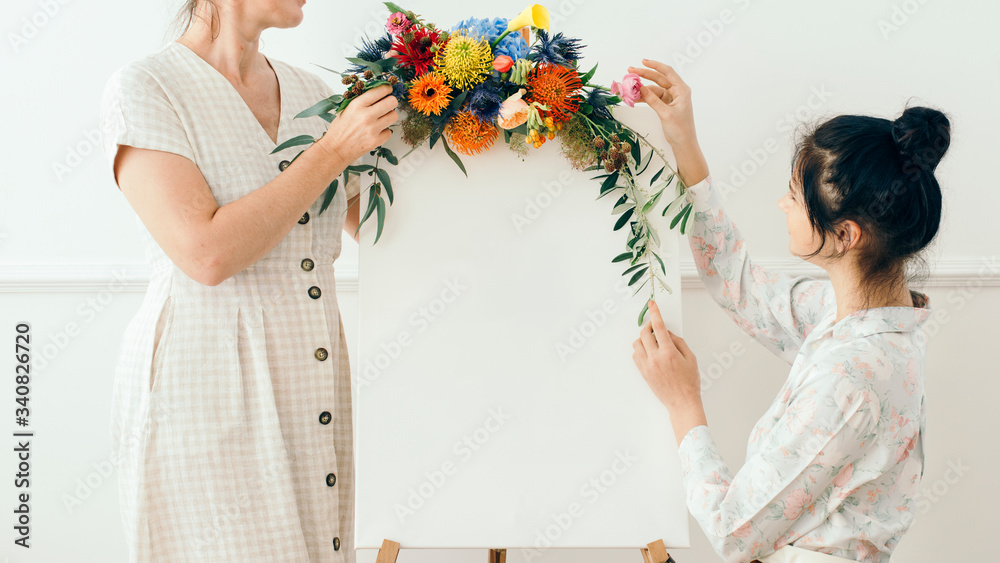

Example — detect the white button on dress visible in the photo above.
[99,41,360,562]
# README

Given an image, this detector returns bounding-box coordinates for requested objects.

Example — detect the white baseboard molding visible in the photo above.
[0,258,997,293]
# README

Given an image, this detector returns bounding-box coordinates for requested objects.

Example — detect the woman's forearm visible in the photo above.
[201,142,350,285]
[670,138,710,189]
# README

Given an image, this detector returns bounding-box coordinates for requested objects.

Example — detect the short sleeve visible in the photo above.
[99,64,196,188]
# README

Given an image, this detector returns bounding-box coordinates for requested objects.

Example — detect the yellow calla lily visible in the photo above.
[507,4,550,32]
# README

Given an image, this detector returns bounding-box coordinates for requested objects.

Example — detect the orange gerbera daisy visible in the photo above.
[445,111,498,156]
[408,73,452,116]
[524,63,583,124]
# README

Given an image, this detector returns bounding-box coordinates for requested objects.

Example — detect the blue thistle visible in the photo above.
[530,30,585,66]
[586,87,615,120]
[348,33,393,73]
[467,81,503,123]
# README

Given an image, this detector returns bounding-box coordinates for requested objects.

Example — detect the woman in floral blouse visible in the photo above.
[628,59,950,562]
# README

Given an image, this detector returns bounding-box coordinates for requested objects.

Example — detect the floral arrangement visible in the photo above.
[272,3,692,324]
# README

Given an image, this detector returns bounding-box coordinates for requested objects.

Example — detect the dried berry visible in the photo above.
[593,137,606,149]
[363,69,374,79]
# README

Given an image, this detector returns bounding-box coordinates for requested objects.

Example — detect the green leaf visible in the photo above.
[669,203,687,229]
[628,266,648,286]
[622,262,646,276]
[653,252,666,274]
[382,148,399,165]
[680,203,694,234]
[641,187,665,215]
[374,195,387,244]
[357,185,379,236]
[612,252,632,263]
[319,113,335,124]
[270,134,315,154]
[600,171,619,194]
[650,166,665,185]
[630,137,641,165]
[606,95,622,105]
[440,137,468,177]
[614,207,634,231]
[345,57,383,73]
[637,300,650,326]
[347,164,375,173]
[429,130,441,150]
[295,98,337,119]
[637,148,653,175]
[579,62,598,84]
[580,103,593,115]
[318,179,338,215]
[375,168,393,204]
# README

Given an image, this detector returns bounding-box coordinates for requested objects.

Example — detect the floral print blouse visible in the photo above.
[676,175,931,562]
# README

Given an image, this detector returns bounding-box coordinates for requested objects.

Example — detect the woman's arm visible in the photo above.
[633,312,880,562]
[632,60,831,362]
[114,85,397,286]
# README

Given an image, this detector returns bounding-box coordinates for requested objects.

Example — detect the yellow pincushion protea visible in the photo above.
[434,33,493,90]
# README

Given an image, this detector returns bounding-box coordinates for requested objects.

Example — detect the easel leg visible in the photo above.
[640,539,675,563]
[488,548,507,563]
[376,539,400,563]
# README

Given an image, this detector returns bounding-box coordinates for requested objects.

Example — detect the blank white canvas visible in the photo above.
[355,109,688,549]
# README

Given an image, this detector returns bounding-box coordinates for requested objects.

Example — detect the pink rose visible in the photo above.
[493,55,514,73]
[610,72,642,107]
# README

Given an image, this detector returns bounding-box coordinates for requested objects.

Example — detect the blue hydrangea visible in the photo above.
[451,17,529,61]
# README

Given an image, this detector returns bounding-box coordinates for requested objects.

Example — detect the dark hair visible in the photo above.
[791,103,951,299]
[167,0,220,43]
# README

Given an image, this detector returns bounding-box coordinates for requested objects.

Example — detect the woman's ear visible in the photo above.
[835,220,863,253]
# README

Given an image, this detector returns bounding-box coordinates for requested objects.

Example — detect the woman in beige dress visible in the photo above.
[99,0,397,560]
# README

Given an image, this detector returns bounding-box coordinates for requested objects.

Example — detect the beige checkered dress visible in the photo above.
[99,42,359,562]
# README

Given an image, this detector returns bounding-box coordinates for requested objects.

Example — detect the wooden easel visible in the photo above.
[374,538,676,562]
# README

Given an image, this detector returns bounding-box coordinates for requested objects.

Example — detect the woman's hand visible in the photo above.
[632,300,708,445]
[628,59,697,148]
[318,84,399,165]
[628,59,710,188]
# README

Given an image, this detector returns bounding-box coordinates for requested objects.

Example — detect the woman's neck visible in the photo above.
[826,261,914,322]
[177,8,265,86]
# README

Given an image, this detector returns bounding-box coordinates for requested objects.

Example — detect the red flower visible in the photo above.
[391,28,443,76]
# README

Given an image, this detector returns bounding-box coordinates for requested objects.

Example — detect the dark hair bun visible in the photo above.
[891,106,951,172]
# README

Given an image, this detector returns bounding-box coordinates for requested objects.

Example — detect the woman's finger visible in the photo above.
[642,58,687,90]
[632,338,647,361]
[648,302,671,350]
[639,85,668,112]
[639,321,658,353]
[668,330,694,360]
[628,66,672,90]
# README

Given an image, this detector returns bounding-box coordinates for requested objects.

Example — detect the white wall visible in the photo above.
[2,0,997,561]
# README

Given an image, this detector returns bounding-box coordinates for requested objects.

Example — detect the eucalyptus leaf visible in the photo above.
[318,179,338,215]
[270,134,315,154]
[296,98,337,119]
[440,137,468,177]
[376,168,394,204]
[374,196,386,244]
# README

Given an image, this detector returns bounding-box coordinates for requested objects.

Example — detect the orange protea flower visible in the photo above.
[445,111,499,156]
[408,73,452,116]
[524,63,583,124]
